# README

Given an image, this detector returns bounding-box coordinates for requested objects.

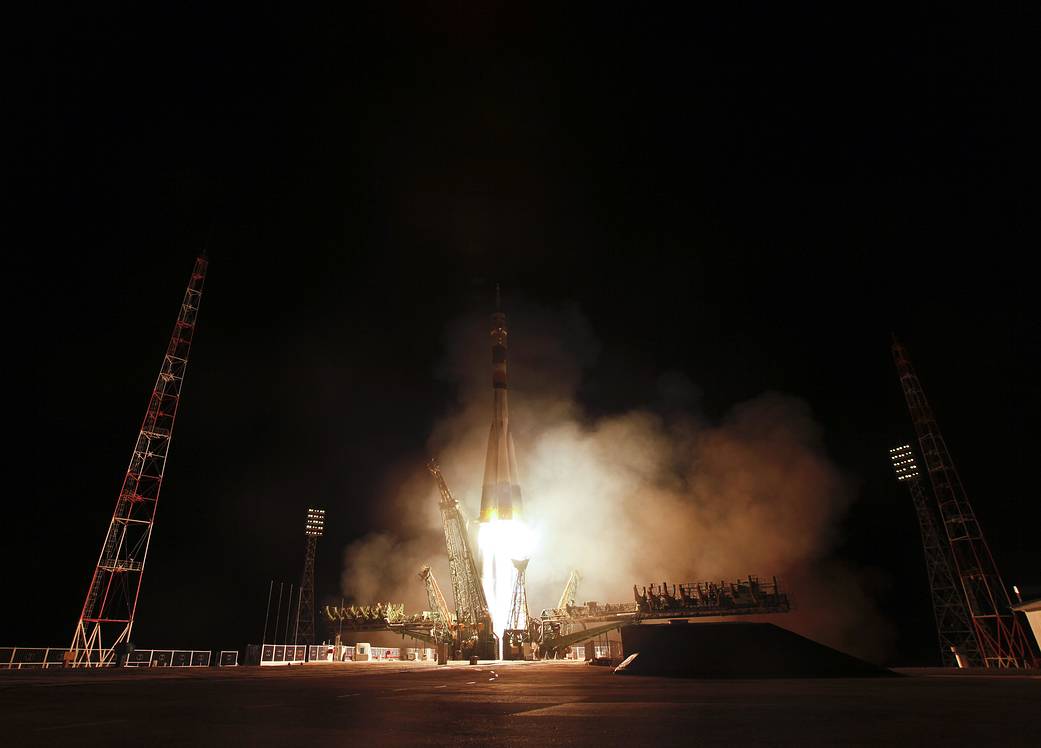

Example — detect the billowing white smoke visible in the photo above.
[341,301,893,661]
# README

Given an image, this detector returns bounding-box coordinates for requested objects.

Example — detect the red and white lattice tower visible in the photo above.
[892,337,1035,668]
[70,256,208,666]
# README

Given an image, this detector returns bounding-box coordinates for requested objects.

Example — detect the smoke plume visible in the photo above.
[341,300,893,661]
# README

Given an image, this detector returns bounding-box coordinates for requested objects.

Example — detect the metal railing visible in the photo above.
[0,647,76,669]
[1,647,233,669]
[252,644,436,665]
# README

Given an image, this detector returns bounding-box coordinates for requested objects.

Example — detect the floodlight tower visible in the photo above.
[892,338,1035,667]
[889,444,979,667]
[294,508,324,645]
[71,255,207,666]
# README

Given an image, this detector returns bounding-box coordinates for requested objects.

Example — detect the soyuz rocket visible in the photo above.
[479,295,523,523]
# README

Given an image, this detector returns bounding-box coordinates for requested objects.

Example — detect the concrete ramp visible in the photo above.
[617,622,893,678]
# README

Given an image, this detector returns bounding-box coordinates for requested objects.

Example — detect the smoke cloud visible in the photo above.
[341,300,893,661]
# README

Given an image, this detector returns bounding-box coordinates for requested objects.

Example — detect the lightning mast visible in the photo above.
[893,338,1035,667]
[71,255,207,666]
[889,444,979,666]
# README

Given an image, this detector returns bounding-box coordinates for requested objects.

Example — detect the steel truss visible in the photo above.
[70,256,207,667]
[893,339,1035,668]
[890,444,980,666]
[427,460,495,658]
[504,558,531,648]
[295,508,324,645]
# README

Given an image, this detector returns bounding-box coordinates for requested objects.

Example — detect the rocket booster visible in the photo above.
[479,304,523,522]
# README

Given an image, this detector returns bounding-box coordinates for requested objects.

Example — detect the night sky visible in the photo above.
[9,4,1038,664]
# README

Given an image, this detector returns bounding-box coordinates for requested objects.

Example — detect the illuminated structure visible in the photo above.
[889,444,979,666]
[428,461,488,629]
[418,566,454,645]
[427,461,494,658]
[294,508,324,645]
[480,290,523,522]
[538,576,791,658]
[504,558,531,651]
[893,338,1035,667]
[325,574,792,659]
[71,255,208,666]
[557,570,581,612]
[477,291,532,655]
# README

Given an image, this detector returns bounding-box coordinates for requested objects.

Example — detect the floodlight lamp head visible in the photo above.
[888,444,920,481]
[305,507,326,537]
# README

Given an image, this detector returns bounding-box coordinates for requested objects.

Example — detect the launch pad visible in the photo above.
[327,302,797,663]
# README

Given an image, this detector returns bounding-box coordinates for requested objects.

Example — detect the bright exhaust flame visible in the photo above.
[478,519,535,654]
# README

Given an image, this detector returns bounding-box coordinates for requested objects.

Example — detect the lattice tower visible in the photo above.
[890,444,980,666]
[506,558,530,633]
[419,566,453,643]
[71,256,207,666]
[427,460,489,626]
[294,508,324,645]
[558,569,581,610]
[892,338,1035,667]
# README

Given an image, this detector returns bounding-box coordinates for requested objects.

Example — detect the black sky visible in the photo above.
[8,3,1038,664]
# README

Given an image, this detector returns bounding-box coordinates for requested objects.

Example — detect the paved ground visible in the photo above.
[1,661,1039,746]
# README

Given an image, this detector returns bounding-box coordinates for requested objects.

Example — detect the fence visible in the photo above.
[125,649,211,667]
[258,644,406,664]
[250,644,434,665]
[1,647,237,669]
[403,647,435,661]
[366,647,435,661]
[0,647,74,669]
[259,644,307,666]
[563,644,616,661]
[307,644,346,662]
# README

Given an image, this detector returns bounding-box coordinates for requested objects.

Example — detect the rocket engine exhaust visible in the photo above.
[479,519,532,655]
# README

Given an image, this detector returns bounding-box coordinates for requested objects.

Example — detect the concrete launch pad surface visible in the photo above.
[1,661,1038,746]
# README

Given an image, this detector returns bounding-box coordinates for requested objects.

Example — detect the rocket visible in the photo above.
[479,293,523,522]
